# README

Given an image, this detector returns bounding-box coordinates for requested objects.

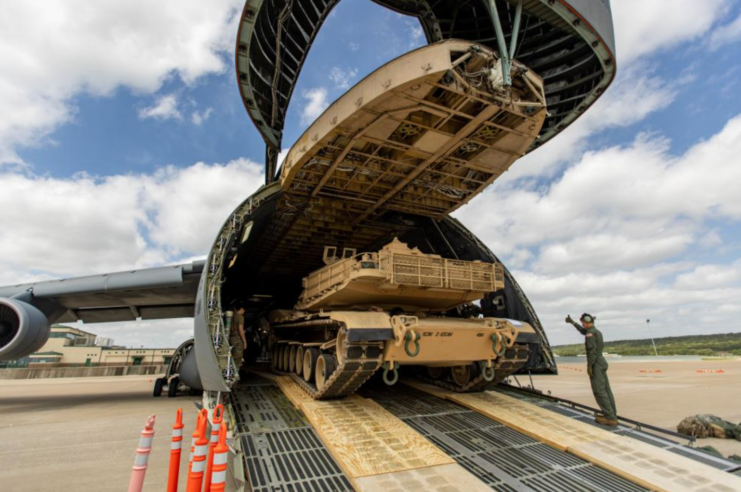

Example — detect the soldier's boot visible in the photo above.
[595,415,618,427]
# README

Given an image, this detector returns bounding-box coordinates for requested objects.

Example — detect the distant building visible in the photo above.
[95,337,114,347]
[8,325,175,368]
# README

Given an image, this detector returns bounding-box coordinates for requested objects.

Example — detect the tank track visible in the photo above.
[288,341,384,399]
[417,344,531,393]
[272,318,384,399]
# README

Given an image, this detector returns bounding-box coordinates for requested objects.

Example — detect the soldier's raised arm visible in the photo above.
[565,315,587,335]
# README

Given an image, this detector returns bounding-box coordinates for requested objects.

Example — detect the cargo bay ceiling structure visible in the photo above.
[236,0,616,182]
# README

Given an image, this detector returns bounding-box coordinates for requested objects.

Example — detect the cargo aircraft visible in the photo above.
[0,0,616,399]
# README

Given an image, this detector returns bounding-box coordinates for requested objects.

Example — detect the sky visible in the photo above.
[1,0,741,349]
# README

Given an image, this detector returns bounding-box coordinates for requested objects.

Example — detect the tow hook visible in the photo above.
[383,361,399,386]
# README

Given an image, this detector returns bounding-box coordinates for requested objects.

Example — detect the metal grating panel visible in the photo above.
[668,447,736,470]
[614,430,671,449]
[231,384,309,433]
[238,372,277,386]
[234,374,354,491]
[372,386,649,492]
[358,384,470,418]
[241,428,353,492]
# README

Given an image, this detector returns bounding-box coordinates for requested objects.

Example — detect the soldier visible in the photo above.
[565,313,618,426]
[460,301,482,319]
[231,305,247,369]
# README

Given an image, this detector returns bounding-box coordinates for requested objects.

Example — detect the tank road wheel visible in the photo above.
[283,346,292,372]
[451,365,473,387]
[295,346,304,377]
[272,346,280,369]
[288,345,297,373]
[427,367,444,380]
[303,348,319,382]
[315,354,338,391]
[276,346,286,371]
[275,346,282,370]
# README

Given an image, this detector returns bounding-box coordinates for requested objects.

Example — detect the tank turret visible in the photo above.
[296,238,505,311]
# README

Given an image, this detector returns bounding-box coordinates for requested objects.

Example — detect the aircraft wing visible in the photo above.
[0,261,204,324]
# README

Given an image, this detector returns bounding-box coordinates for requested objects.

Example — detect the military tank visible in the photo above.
[268,238,536,399]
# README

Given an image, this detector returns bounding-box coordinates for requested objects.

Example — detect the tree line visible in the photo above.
[553,332,741,356]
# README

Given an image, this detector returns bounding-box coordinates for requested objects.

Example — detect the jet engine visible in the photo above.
[0,297,51,360]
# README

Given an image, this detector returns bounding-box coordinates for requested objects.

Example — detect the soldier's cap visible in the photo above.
[580,313,595,323]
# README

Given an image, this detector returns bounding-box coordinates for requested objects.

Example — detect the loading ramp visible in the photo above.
[228,371,741,492]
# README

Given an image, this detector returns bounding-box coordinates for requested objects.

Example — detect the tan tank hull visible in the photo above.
[270,309,534,399]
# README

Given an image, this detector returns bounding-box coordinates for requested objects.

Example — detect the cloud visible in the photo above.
[0,158,264,279]
[0,0,242,164]
[404,19,425,49]
[709,11,741,49]
[138,94,182,121]
[456,114,741,343]
[502,0,731,183]
[69,318,195,349]
[611,0,730,63]
[300,88,329,125]
[329,67,359,90]
[499,65,678,184]
[191,107,214,125]
[674,260,741,290]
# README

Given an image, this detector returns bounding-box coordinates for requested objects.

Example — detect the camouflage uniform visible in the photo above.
[569,319,617,421]
[231,311,245,368]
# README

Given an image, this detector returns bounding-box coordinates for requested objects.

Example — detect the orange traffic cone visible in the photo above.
[188,409,206,466]
[166,408,184,492]
[128,415,156,492]
[204,404,225,492]
[209,421,229,491]
[186,409,209,492]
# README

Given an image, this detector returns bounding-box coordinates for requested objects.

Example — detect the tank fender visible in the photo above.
[515,331,542,344]
[327,311,394,342]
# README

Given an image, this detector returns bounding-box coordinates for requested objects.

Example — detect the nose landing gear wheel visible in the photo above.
[153,377,165,397]
[167,376,180,397]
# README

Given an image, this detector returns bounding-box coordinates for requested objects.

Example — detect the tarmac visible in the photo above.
[532,358,741,457]
[0,375,237,492]
[1,360,739,490]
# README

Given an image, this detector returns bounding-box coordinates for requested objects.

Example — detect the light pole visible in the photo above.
[646,319,658,356]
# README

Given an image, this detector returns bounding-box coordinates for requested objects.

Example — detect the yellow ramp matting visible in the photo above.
[443,391,741,492]
[273,376,315,408]
[300,397,455,479]
[572,438,741,492]
[354,463,492,492]
[449,391,615,450]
